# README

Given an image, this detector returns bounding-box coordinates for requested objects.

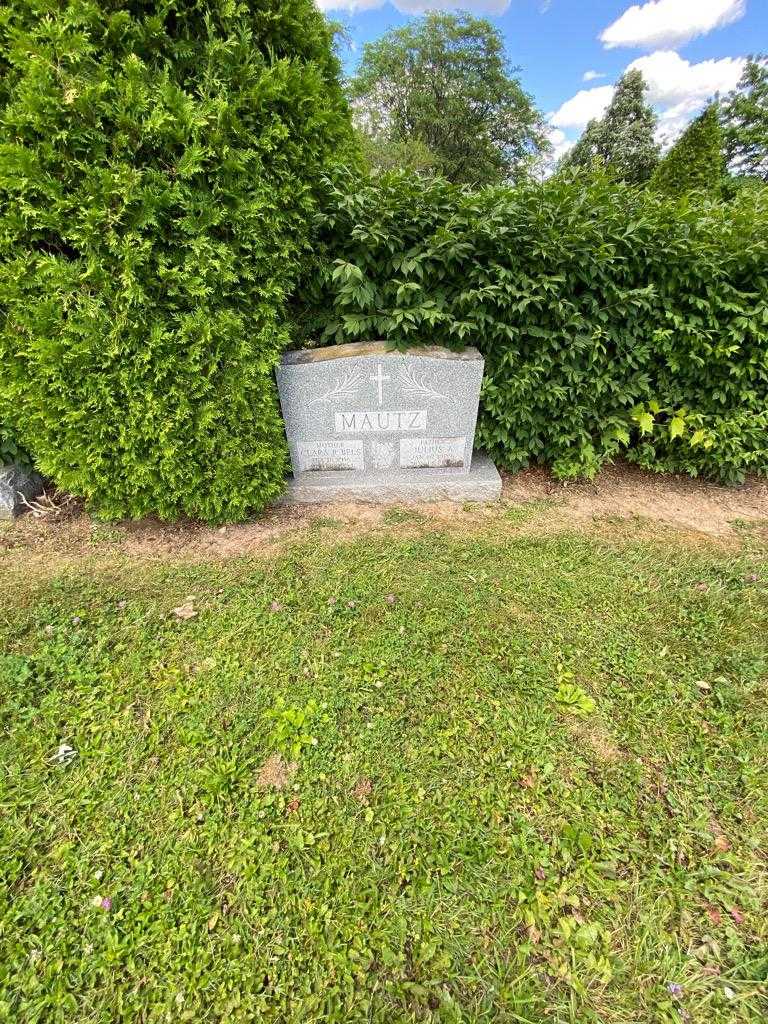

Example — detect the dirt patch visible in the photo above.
[255,754,297,790]
[170,598,199,621]
[2,461,766,574]
[504,463,768,539]
[569,721,624,764]
[351,777,373,804]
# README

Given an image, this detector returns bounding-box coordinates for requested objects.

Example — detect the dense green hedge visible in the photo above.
[299,172,768,483]
[0,0,353,522]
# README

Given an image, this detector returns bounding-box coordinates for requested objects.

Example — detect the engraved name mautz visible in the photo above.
[334,410,427,433]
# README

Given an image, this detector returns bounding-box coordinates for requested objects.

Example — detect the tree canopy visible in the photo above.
[652,104,725,197]
[721,56,768,181]
[348,12,549,186]
[561,70,659,185]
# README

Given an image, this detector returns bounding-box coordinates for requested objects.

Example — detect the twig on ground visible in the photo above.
[17,489,77,520]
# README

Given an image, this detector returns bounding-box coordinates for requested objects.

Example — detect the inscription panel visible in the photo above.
[296,440,364,472]
[400,436,467,469]
[334,410,427,434]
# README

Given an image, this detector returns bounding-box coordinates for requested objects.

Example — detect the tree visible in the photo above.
[651,104,725,197]
[561,70,660,185]
[721,57,768,181]
[0,0,354,522]
[360,135,444,178]
[348,12,549,186]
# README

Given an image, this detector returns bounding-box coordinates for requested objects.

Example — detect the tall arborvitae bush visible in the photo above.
[300,171,768,484]
[652,105,725,197]
[0,0,354,522]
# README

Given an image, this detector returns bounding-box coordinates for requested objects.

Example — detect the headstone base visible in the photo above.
[0,463,45,521]
[279,452,502,505]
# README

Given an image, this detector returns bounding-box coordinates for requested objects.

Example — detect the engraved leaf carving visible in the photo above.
[309,369,365,406]
[397,365,450,403]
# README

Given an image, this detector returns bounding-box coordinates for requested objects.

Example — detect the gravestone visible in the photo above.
[0,463,44,520]
[276,341,501,503]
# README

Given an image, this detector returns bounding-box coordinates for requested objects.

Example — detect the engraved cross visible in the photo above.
[370,362,391,407]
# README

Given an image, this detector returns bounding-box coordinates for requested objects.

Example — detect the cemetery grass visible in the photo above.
[1,518,767,1023]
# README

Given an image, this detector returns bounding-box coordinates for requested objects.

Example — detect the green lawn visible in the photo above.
[1,515,767,1022]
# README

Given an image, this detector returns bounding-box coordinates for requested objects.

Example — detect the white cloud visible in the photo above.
[550,85,614,129]
[552,51,744,134]
[582,70,606,82]
[547,127,574,161]
[654,103,699,147]
[551,49,746,150]
[535,127,574,179]
[316,0,512,11]
[600,0,745,51]
[628,49,745,106]
[629,50,746,146]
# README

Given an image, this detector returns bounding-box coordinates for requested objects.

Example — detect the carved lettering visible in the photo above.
[334,410,427,434]
[296,440,364,472]
[400,437,467,469]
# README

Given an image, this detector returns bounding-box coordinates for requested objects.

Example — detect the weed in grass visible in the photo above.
[555,681,597,716]
[264,697,325,759]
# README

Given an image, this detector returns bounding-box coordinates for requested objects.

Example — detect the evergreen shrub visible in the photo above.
[652,104,726,198]
[0,0,353,522]
[299,171,768,483]
[0,422,24,465]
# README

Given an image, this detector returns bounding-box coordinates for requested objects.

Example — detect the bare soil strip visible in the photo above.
[2,462,766,575]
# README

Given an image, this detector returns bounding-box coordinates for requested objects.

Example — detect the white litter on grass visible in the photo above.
[53,743,77,765]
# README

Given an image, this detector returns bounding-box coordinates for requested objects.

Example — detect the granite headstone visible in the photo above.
[0,463,44,520]
[276,341,501,503]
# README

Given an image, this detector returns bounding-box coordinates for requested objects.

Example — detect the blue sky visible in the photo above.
[317,0,767,160]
